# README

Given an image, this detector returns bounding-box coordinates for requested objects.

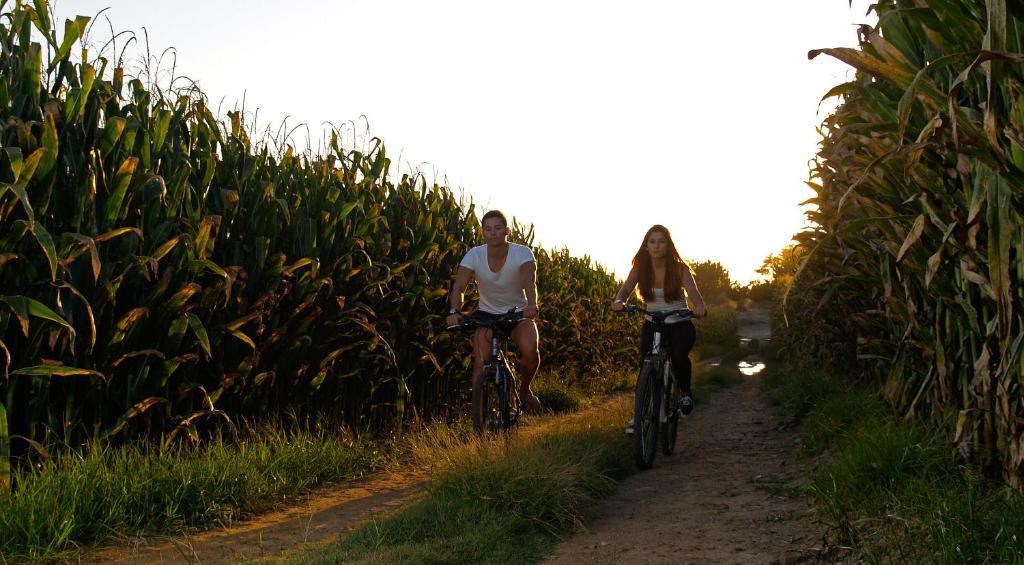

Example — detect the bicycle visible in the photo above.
[448,309,525,435]
[619,305,694,469]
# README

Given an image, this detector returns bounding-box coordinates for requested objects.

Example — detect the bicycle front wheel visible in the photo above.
[472,366,501,435]
[661,366,680,456]
[498,368,513,432]
[634,362,661,469]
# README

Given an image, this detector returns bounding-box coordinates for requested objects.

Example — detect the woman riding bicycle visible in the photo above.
[612,224,707,421]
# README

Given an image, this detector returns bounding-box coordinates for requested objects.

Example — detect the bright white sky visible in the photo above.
[57,0,875,284]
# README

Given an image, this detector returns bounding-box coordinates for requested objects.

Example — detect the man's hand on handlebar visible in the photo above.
[693,305,707,318]
[446,313,462,328]
[610,300,625,312]
[523,304,539,319]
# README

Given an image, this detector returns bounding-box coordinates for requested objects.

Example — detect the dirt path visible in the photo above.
[546,308,827,565]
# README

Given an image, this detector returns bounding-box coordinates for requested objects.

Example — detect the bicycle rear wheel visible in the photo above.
[472,366,501,434]
[661,365,680,456]
[633,363,661,469]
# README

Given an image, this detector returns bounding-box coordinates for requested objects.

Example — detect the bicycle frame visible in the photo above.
[646,330,674,426]
[449,310,525,433]
[483,332,521,409]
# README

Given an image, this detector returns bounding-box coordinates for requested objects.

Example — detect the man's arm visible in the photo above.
[447,267,474,326]
[519,260,539,318]
[681,267,707,318]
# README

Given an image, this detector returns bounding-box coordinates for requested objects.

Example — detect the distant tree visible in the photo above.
[748,244,806,306]
[687,260,734,306]
[756,244,804,281]
[747,279,777,305]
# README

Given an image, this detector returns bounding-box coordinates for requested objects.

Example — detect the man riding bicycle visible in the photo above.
[446,210,543,414]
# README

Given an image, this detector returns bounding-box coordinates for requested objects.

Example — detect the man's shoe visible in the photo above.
[680,394,694,416]
[625,418,635,435]
[521,391,542,414]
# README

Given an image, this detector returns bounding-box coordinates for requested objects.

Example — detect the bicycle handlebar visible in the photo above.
[446,309,525,333]
[617,305,694,322]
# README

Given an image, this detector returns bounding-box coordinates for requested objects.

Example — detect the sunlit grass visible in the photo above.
[286,398,633,564]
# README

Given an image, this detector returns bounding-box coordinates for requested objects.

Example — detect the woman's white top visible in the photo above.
[460,243,536,314]
[645,288,689,324]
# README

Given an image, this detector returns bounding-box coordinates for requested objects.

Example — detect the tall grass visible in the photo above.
[0,422,389,561]
[771,366,1024,562]
[782,0,1024,483]
[287,398,633,564]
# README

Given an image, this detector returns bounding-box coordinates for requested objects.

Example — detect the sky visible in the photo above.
[55,0,876,284]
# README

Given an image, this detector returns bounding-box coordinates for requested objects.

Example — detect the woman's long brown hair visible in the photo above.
[632,225,688,302]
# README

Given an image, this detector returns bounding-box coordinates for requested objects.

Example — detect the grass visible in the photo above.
[285,397,634,564]
[768,366,1024,562]
[0,424,390,562]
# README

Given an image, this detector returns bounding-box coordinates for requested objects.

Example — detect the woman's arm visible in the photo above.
[611,266,640,311]
[681,267,707,318]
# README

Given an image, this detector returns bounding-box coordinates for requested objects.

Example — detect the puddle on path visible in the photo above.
[738,361,765,376]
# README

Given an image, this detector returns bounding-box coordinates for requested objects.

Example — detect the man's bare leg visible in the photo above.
[512,320,541,413]
[471,327,493,386]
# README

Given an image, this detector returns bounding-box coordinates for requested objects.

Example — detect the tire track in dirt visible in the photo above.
[86,471,424,564]
[83,399,623,564]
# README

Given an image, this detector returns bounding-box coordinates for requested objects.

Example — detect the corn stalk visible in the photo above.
[783,0,1024,483]
[0,0,637,483]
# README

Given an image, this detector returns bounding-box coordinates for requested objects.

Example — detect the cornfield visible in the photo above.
[782,0,1024,483]
[0,0,636,486]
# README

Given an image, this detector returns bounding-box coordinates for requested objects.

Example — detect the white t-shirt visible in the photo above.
[460,243,536,314]
[645,288,690,324]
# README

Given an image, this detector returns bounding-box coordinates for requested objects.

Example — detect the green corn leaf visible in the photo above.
[225,312,261,331]
[110,349,165,368]
[102,157,139,226]
[10,365,104,379]
[193,216,217,260]
[3,148,23,182]
[896,215,927,263]
[99,116,127,155]
[105,397,169,439]
[151,234,184,262]
[110,307,149,345]
[228,330,255,351]
[0,295,73,337]
[23,42,41,104]
[14,146,43,194]
[94,226,143,244]
[58,282,95,351]
[0,401,8,493]
[64,233,100,282]
[151,108,172,154]
[30,0,53,43]
[32,220,59,281]
[167,316,189,340]
[0,338,9,378]
[187,313,212,358]
[47,15,89,72]
[36,113,58,179]
[165,283,199,312]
